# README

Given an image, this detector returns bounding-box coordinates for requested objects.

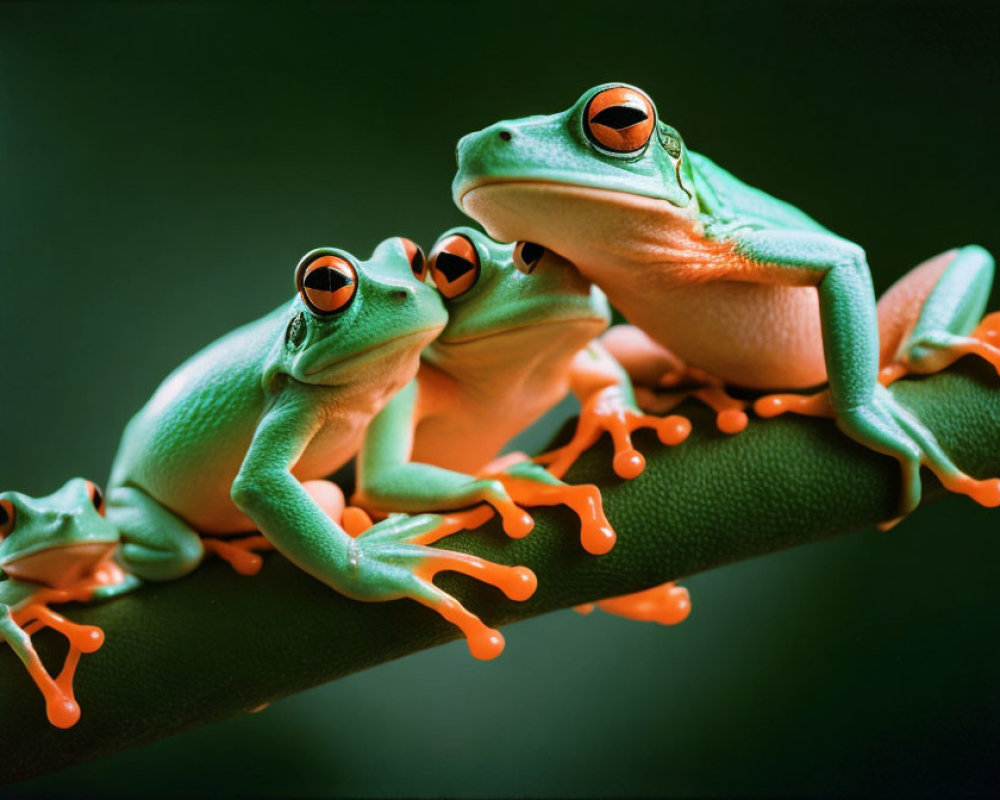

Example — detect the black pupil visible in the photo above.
[591,104,648,130]
[0,503,8,527]
[411,249,425,276]
[436,252,474,282]
[304,265,353,294]
[91,486,103,510]
[521,242,545,265]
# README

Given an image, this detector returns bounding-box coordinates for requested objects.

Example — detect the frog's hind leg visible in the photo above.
[108,487,205,581]
[878,245,1000,382]
[600,325,748,434]
[756,245,999,421]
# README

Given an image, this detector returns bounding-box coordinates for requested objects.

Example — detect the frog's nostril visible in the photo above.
[392,289,410,302]
[498,130,513,142]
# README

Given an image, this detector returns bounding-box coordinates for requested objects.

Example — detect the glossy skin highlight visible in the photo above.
[105,238,535,659]
[453,83,1000,519]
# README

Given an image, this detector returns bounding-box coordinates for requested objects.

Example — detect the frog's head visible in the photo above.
[452,84,699,270]
[0,478,119,588]
[423,227,608,347]
[278,237,448,386]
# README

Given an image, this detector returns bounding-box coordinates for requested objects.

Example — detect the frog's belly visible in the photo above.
[625,281,828,389]
[412,388,567,475]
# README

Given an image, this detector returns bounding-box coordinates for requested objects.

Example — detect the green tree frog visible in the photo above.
[452,83,1000,519]
[354,228,690,622]
[105,238,535,660]
[1,478,138,728]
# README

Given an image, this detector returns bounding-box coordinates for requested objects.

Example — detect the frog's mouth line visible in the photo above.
[455,177,689,213]
[437,315,606,346]
[302,326,445,376]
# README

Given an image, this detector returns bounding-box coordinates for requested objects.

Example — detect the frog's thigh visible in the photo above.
[108,487,204,581]
[877,245,994,370]
[600,324,686,385]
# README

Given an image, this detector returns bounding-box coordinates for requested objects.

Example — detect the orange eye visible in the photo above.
[400,238,427,281]
[584,86,655,153]
[428,234,480,299]
[513,241,546,275]
[85,480,106,517]
[296,253,358,316]
[0,499,15,539]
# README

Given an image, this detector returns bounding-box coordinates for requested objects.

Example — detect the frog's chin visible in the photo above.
[459,180,703,271]
[2,541,117,588]
[296,326,444,385]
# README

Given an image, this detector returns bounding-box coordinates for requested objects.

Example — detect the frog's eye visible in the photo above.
[428,234,480,299]
[584,86,656,154]
[296,253,358,316]
[513,241,546,275]
[85,481,106,517]
[0,499,15,539]
[401,238,427,281]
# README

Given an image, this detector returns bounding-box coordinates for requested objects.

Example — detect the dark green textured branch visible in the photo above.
[2,360,999,784]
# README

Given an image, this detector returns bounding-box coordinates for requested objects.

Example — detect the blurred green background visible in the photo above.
[2,0,999,796]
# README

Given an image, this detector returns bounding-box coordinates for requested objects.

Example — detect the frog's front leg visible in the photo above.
[355,379,534,538]
[234,395,536,659]
[481,458,617,555]
[1,603,86,728]
[734,229,1000,516]
[535,341,692,481]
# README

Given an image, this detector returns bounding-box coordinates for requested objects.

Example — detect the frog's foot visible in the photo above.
[575,583,691,625]
[350,514,537,660]
[10,601,105,729]
[691,386,750,434]
[840,385,1000,519]
[487,464,616,555]
[406,506,498,546]
[535,385,691,480]
[754,389,834,419]
[202,535,274,576]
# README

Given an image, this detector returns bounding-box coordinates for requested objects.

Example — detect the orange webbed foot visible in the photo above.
[202,535,274,576]
[536,386,691,481]
[490,473,617,555]
[412,549,537,661]
[11,596,107,729]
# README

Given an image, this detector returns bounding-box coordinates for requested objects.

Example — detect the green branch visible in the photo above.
[2,360,999,784]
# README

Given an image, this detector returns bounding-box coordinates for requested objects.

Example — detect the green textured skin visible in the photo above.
[0,359,997,783]
[452,83,999,515]
[103,238,465,603]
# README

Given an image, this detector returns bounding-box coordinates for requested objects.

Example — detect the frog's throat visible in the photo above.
[425,317,606,391]
[2,542,117,588]
[458,180,706,273]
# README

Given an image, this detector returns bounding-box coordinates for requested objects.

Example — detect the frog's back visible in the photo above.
[109,307,286,502]
[688,151,833,236]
